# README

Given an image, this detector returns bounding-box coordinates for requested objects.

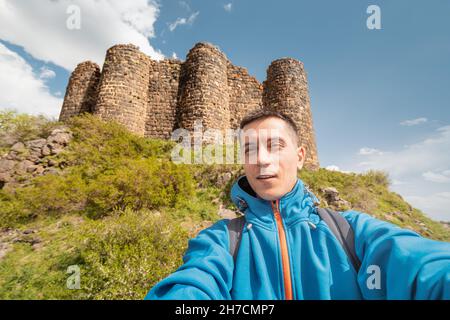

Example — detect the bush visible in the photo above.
[84,157,195,219]
[0,209,190,300]
[74,208,189,299]
[0,109,60,153]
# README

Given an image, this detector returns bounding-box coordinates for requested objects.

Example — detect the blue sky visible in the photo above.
[0,0,449,221]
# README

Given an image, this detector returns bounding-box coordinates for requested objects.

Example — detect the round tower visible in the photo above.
[263,58,319,170]
[177,42,230,134]
[94,44,150,136]
[59,61,100,121]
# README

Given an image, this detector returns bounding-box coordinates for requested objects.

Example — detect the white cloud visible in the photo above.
[0,43,62,118]
[405,192,450,222]
[171,52,178,59]
[224,3,233,12]
[358,147,384,156]
[391,179,406,186]
[325,165,351,174]
[39,66,56,80]
[422,170,450,183]
[356,126,450,177]
[400,117,428,126]
[349,125,450,221]
[0,0,164,71]
[169,11,199,32]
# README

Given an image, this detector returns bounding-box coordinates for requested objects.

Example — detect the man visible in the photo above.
[145,110,450,300]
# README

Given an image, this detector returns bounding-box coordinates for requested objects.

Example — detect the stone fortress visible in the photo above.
[59,42,320,170]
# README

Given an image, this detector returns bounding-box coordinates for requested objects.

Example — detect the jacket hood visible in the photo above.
[230,175,320,228]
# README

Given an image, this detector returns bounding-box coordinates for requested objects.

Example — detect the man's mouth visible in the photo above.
[256,174,277,180]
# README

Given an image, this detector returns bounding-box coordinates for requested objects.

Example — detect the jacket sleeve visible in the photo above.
[342,210,450,299]
[144,219,234,300]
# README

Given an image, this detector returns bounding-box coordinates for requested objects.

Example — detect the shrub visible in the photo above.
[74,208,189,299]
[0,109,60,152]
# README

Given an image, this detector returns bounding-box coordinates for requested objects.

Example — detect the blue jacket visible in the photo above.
[145,176,450,300]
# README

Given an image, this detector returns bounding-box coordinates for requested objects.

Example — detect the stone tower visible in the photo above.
[59,61,100,121]
[94,44,150,136]
[263,58,319,170]
[178,43,230,133]
[58,42,320,170]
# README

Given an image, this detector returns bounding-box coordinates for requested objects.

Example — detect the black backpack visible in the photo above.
[227,207,361,272]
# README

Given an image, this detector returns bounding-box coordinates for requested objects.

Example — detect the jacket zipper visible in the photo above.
[271,199,293,300]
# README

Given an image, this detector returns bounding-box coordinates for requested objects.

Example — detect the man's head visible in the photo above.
[239,109,306,201]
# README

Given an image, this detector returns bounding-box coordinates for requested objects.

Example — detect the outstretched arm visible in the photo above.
[343,210,450,299]
[144,219,234,300]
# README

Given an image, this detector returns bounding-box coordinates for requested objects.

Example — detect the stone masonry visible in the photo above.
[58,42,320,170]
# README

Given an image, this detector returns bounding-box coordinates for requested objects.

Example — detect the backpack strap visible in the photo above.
[227,216,246,262]
[316,207,361,273]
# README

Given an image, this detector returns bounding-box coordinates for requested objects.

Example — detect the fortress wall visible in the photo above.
[59,61,100,121]
[262,58,319,170]
[145,59,182,139]
[227,63,264,129]
[94,44,150,136]
[177,43,230,133]
[58,43,320,170]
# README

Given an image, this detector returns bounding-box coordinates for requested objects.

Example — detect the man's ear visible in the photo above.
[297,145,306,170]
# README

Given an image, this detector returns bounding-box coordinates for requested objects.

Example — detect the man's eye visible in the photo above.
[244,147,256,154]
[269,142,282,149]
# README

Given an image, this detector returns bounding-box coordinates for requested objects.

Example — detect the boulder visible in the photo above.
[10,142,26,153]
[25,138,47,150]
[0,158,15,172]
[15,160,35,174]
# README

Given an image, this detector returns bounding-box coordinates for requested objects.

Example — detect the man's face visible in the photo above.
[240,117,305,201]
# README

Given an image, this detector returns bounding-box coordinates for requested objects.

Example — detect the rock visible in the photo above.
[5,150,24,161]
[320,186,350,209]
[25,138,47,150]
[41,145,51,156]
[0,172,12,184]
[43,167,59,175]
[0,158,16,172]
[222,172,232,184]
[216,172,233,187]
[10,142,26,153]
[0,127,70,188]
[321,187,340,202]
[26,165,39,173]
[15,160,35,174]
[48,143,64,155]
[50,127,71,136]
[26,153,41,163]
[47,130,72,146]
[33,166,45,175]
[47,159,57,167]
[218,204,238,219]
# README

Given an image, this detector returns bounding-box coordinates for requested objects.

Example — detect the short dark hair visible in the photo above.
[239,109,299,145]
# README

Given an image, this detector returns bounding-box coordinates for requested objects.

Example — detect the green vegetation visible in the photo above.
[0,112,448,299]
[0,109,60,155]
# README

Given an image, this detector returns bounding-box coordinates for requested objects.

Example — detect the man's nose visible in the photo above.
[257,145,271,166]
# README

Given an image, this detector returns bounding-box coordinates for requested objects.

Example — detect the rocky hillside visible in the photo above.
[0,111,448,299]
